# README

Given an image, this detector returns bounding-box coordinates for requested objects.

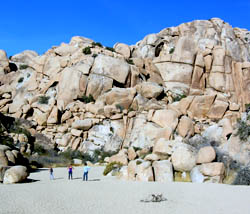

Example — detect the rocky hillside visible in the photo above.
[0,18,250,183]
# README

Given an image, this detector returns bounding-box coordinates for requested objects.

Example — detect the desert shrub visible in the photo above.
[92,54,98,58]
[92,42,103,48]
[19,64,29,70]
[245,37,248,42]
[103,162,123,176]
[81,94,95,103]
[105,47,115,52]
[136,160,142,165]
[133,146,141,152]
[245,103,250,112]
[126,59,134,65]
[233,166,250,185]
[33,144,47,155]
[18,77,24,83]
[38,96,50,104]
[173,93,186,102]
[235,120,250,141]
[169,47,175,54]
[82,47,92,55]
[115,104,124,112]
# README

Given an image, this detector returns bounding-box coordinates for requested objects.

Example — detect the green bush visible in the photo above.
[38,96,50,104]
[18,77,24,83]
[126,59,134,65]
[82,47,92,55]
[173,93,186,102]
[105,47,115,52]
[19,64,29,70]
[245,37,248,42]
[103,162,123,176]
[81,94,95,103]
[233,166,250,185]
[235,120,250,141]
[136,160,142,165]
[92,54,98,58]
[169,47,175,54]
[115,104,124,112]
[92,42,103,48]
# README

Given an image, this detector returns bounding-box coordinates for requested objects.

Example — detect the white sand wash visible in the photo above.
[0,166,250,214]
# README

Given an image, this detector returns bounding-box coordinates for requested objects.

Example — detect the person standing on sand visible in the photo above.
[68,165,73,180]
[49,167,54,180]
[83,163,90,181]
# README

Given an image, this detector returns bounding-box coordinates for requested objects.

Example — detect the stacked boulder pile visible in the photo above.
[0,145,29,184]
[0,18,250,183]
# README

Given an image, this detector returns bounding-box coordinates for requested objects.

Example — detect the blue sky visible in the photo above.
[1,0,250,56]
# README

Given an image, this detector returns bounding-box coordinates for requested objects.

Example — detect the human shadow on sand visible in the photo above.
[23,178,40,183]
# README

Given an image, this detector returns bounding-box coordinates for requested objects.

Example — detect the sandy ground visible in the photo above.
[0,166,250,214]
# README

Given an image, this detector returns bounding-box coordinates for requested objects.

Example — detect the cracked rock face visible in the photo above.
[0,18,250,181]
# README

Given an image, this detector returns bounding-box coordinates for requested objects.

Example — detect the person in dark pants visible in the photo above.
[49,167,54,180]
[83,163,90,181]
[68,165,73,180]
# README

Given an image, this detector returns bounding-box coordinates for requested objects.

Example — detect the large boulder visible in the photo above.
[136,82,163,99]
[0,166,9,182]
[152,109,179,130]
[136,161,154,181]
[196,146,216,164]
[3,166,29,184]
[57,67,82,110]
[200,162,225,177]
[152,160,173,182]
[11,50,38,66]
[177,116,194,138]
[91,55,130,84]
[114,43,131,58]
[109,150,128,166]
[72,119,93,131]
[0,50,9,73]
[105,88,136,109]
[172,147,197,172]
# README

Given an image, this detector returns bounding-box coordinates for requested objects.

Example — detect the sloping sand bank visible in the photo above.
[0,166,249,214]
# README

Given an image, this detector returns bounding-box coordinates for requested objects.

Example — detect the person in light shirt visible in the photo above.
[83,163,90,181]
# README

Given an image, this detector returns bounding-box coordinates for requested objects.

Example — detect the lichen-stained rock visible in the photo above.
[187,95,216,119]
[86,74,113,100]
[152,160,173,182]
[177,116,194,138]
[3,166,29,184]
[136,82,163,99]
[105,88,136,109]
[114,43,131,58]
[87,120,124,152]
[91,54,130,84]
[152,109,179,130]
[57,67,82,110]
